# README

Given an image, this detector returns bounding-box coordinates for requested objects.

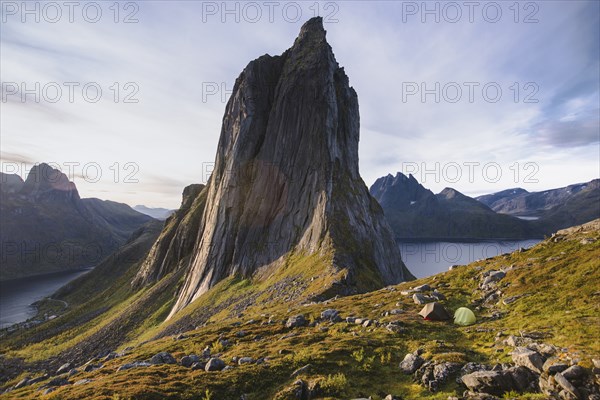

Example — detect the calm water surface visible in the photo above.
[0,269,90,328]
[399,240,541,278]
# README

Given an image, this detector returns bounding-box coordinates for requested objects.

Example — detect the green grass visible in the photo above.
[1,225,598,399]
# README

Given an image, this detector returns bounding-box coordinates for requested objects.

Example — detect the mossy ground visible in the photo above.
[1,227,598,399]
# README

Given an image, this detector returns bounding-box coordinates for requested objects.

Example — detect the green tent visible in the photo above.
[454,307,476,326]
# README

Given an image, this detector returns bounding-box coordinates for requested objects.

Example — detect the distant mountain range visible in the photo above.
[133,205,175,220]
[0,163,154,280]
[370,173,600,240]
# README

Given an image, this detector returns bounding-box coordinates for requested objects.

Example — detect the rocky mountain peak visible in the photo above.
[20,163,80,203]
[152,19,413,318]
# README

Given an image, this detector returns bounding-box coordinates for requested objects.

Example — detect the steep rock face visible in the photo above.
[164,18,412,316]
[133,184,206,286]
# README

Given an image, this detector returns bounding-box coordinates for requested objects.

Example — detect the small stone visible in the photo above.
[14,378,30,389]
[56,362,72,374]
[413,284,431,292]
[362,319,372,327]
[73,379,92,386]
[290,364,311,378]
[238,357,254,365]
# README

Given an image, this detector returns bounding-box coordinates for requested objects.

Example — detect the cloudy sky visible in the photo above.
[1,1,598,208]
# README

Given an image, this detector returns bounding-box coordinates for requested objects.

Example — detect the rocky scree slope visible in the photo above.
[1,220,597,399]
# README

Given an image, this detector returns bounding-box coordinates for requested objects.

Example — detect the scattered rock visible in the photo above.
[238,357,254,365]
[321,309,341,322]
[543,358,569,374]
[431,291,446,301]
[399,353,424,374]
[290,364,311,378]
[461,370,514,396]
[117,361,151,371]
[14,378,30,389]
[285,315,307,328]
[150,352,176,365]
[554,372,579,399]
[73,379,92,386]
[388,309,405,315]
[190,362,206,371]
[413,293,430,305]
[413,284,431,292]
[511,347,545,374]
[561,365,586,380]
[56,362,72,374]
[205,358,226,372]
[180,356,194,368]
[46,377,69,387]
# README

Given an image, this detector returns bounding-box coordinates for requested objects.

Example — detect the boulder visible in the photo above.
[180,356,194,368]
[561,365,586,380]
[554,372,579,399]
[46,377,69,387]
[431,291,446,301]
[505,366,538,392]
[542,358,569,374]
[285,315,307,328]
[205,358,226,372]
[73,379,92,386]
[191,362,206,371]
[461,370,514,396]
[150,352,176,365]
[511,347,545,374]
[413,293,430,305]
[321,309,341,321]
[399,353,424,374]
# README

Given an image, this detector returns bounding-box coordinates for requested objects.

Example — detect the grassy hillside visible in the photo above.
[1,220,598,399]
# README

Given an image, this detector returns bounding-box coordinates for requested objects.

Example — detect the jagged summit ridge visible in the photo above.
[144,18,413,317]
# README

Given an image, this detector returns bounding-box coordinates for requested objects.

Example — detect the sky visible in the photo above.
[1,1,599,209]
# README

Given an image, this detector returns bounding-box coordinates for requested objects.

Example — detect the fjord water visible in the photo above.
[0,269,90,328]
[399,239,541,278]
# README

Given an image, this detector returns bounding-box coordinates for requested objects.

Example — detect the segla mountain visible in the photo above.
[135,17,414,318]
